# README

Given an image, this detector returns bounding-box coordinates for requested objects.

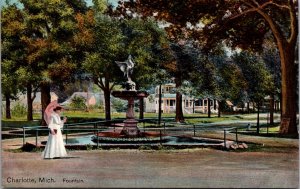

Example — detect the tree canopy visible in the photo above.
[115,0,299,135]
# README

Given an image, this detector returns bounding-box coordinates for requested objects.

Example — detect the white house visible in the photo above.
[145,83,219,114]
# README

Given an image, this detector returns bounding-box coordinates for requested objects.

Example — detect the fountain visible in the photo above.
[111,90,148,137]
[30,57,239,150]
[83,55,231,148]
[112,55,149,137]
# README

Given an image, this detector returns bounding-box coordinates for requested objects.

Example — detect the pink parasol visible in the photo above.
[44,100,60,125]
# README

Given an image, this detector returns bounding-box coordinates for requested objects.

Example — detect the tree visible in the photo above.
[262,43,281,125]
[119,18,173,120]
[233,51,274,133]
[216,60,248,116]
[19,0,87,125]
[117,0,298,135]
[168,42,198,122]
[1,3,25,119]
[82,14,124,121]
[81,3,172,121]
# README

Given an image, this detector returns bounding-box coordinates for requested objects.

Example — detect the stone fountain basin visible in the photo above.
[111,90,149,100]
[91,131,169,143]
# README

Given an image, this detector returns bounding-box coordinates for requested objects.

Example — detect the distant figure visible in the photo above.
[247,123,251,131]
[115,55,135,82]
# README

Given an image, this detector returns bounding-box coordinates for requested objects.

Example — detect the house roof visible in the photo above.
[226,100,233,106]
[60,92,103,105]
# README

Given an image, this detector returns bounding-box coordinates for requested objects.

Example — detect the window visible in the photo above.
[194,99,200,106]
[170,100,175,106]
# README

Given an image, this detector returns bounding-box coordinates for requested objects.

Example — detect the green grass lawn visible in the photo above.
[2,110,280,128]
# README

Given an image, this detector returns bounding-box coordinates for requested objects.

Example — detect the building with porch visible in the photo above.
[145,83,219,114]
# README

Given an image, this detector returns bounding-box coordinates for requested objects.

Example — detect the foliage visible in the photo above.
[115,0,299,134]
[1,4,26,103]
[217,61,247,103]
[70,96,87,110]
[19,0,80,84]
[2,0,89,121]
[115,0,296,52]
[111,98,127,112]
[11,102,27,117]
[82,15,125,87]
[262,44,281,96]
[232,51,274,102]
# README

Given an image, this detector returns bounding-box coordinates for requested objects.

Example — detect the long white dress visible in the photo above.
[42,113,67,159]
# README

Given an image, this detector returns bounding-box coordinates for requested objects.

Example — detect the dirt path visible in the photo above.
[1,137,299,188]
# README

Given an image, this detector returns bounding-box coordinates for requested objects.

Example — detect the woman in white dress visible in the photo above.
[42,106,68,159]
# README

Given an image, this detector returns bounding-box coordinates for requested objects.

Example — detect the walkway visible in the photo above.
[1,136,298,188]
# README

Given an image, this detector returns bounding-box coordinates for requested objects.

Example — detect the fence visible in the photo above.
[22,119,247,150]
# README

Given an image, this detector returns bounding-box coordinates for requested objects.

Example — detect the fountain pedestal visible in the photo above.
[112,91,149,137]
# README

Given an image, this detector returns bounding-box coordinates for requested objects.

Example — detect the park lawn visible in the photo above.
[2,110,275,128]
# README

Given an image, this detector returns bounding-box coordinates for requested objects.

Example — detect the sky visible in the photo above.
[86,0,119,7]
[0,0,119,9]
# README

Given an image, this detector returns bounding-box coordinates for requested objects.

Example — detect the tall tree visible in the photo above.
[168,42,198,122]
[117,0,298,135]
[233,51,274,133]
[1,3,25,119]
[81,14,124,121]
[19,0,87,125]
[263,42,282,125]
[81,11,172,120]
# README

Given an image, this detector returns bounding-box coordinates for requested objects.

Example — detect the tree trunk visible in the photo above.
[279,93,282,116]
[174,71,184,122]
[192,98,195,113]
[269,93,274,125]
[213,99,216,110]
[103,88,111,121]
[139,98,144,120]
[207,98,211,118]
[175,91,184,122]
[241,102,245,114]
[217,100,221,118]
[5,94,11,119]
[278,44,297,135]
[27,84,33,121]
[158,84,162,125]
[256,101,260,134]
[247,101,250,114]
[41,83,51,126]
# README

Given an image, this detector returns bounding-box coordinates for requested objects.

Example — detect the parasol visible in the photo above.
[44,100,60,125]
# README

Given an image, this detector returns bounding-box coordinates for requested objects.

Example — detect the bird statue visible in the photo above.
[115,55,135,82]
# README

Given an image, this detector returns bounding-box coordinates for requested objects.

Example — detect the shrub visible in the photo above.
[111,98,127,112]
[11,102,27,117]
[70,96,87,110]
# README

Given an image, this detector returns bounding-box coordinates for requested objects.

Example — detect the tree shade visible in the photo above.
[115,0,298,135]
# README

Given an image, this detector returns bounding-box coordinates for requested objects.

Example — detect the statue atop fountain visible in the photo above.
[115,55,136,91]
[112,55,149,137]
